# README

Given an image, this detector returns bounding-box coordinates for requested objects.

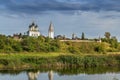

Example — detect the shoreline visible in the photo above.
[0,52,120,70]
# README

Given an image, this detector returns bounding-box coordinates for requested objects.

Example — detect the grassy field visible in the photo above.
[0,52,120,70]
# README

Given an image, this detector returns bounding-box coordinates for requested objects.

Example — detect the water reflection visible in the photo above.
[113,77,119,80]
[0,67,120,80]
[48,70,53,80]
[27,70,53,80]
[27,71,40,80]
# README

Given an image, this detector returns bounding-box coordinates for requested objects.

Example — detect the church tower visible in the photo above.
[48,22,54,39]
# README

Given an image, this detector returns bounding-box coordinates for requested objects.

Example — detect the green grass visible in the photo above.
[0,52,120,69]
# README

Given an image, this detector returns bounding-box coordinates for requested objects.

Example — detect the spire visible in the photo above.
[98,36,102,43]
[49,21,54,32]
[48,21,54,39]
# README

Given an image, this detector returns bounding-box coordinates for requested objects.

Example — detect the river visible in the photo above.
[0,67,120,80]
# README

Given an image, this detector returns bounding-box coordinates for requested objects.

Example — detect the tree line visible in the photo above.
[0,32,120,53]
[0,35,60,53]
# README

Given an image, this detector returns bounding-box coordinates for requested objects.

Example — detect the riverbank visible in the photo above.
[0,52,120,70]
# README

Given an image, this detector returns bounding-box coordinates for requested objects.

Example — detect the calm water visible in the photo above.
[0,67,120,80]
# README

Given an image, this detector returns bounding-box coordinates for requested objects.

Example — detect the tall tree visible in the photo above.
[104,32,111,39]
[81,32,85,40]
[110,36,118,48]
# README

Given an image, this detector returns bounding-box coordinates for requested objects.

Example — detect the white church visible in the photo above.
[27,22,54,39]
[27,22,40,37]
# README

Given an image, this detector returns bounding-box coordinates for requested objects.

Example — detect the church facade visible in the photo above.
[27,22,40,37]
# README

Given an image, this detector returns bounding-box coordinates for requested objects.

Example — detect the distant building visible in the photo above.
[72,33,78,40]
[55,35,66,40]
[27,22,40,37]
[13,33,22,40]
[48,22,54,39]
[97,36,102,43]
[72,33,75,39]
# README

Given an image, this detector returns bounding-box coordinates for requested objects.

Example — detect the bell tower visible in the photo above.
[48,22,54,39]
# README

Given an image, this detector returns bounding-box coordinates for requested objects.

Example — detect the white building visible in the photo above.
[48,22,54,39]
[27,22,40,37]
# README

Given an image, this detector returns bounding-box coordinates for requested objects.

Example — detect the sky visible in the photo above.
[0,0,120,40]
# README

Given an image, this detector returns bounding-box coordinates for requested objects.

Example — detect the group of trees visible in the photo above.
[61,32,120,53]
[0,32,120,53]
[101,32,119,51]
[0,35,60,53]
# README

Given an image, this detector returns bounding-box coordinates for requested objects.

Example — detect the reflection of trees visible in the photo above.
[56,66,120,76]
[113,77,119,80]
[1,66,120,79]
[27,71,40,80]
[48,70,53,80]
[0,70,23,75]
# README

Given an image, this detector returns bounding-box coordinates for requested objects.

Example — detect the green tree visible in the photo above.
[12,41,23,52]
[104,32,111,39]
[110,36,118,48]
[0,35,6,52]
[38,36,45,43]
[21,37,37,52]
[94,44,105,53]
[81,32,85,40]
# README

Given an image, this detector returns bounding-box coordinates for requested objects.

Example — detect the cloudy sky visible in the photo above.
[0,0,120,40]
